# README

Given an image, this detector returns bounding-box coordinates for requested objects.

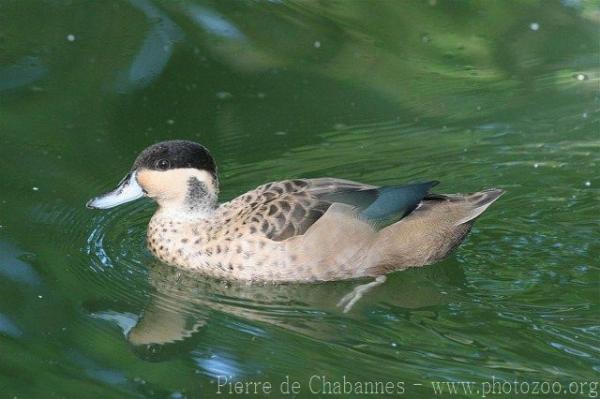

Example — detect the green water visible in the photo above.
[1,1,599,398]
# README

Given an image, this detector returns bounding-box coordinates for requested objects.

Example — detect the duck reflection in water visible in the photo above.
[113,260,465,360]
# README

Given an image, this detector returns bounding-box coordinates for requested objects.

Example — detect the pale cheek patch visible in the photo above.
[137,168,216,204]
[137,170,176,200]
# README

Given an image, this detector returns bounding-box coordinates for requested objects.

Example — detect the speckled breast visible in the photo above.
[146,214,305,281]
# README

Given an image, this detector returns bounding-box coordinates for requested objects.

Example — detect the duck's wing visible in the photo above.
[233,178,438,241]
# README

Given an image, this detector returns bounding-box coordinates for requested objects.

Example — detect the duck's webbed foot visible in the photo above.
[337,275,387,313]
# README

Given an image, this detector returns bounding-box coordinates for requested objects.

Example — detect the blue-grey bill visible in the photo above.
[86,171,144,209]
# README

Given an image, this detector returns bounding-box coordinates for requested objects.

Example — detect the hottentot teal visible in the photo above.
[87,140,504,282]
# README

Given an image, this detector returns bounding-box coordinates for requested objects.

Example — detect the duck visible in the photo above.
[87,140,504,285]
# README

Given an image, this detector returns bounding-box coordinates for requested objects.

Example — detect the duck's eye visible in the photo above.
[156,159,170,170]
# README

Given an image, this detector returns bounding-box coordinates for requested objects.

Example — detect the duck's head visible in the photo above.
[87,140,218,213]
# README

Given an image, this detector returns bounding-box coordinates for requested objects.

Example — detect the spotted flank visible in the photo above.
[87,140,504,282]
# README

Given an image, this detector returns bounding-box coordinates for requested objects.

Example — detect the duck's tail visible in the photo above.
[451,188,505,225]
[365,188,505,274]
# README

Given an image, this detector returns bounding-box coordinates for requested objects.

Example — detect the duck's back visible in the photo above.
[281,186,504,280]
